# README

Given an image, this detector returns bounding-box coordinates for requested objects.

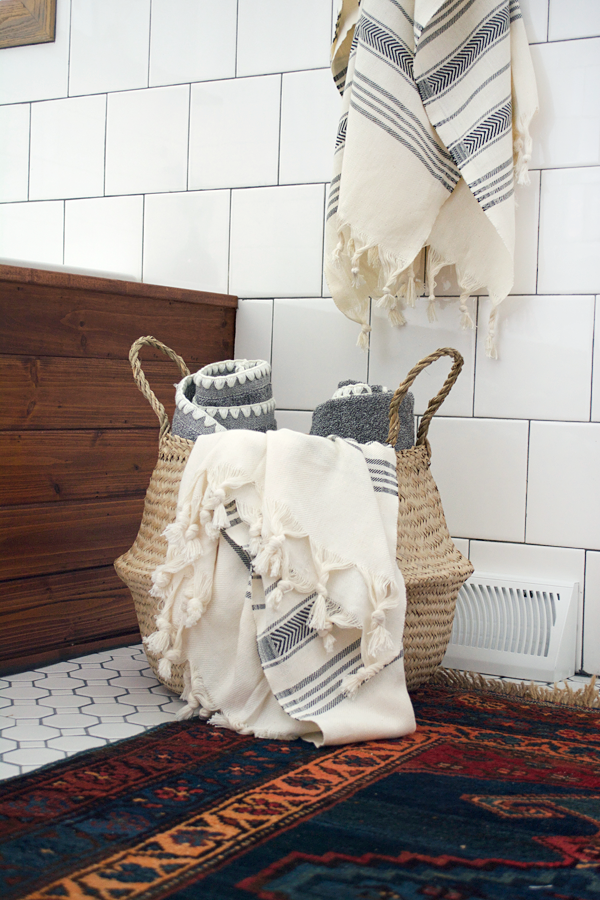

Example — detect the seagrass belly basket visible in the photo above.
[115,338,473,694]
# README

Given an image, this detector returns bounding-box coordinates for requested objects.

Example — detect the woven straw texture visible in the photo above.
[115,340,473,695]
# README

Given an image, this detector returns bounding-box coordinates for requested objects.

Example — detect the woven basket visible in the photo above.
[387,347,474,689]
[115,338,473,695]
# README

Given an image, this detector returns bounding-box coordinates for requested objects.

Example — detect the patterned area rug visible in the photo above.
[1,682,599,900]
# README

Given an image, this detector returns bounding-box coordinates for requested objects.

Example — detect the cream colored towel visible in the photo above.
[146,430,415,746]
[326,0,538,357]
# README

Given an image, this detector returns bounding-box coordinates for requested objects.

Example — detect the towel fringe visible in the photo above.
[357,323,371,350]
[342,660,387,698]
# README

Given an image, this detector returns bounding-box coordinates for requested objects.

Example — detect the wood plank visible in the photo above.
[0,280,236,362]
[0,497,145,580]
[0,263,237,308]
[0,355,192,430]
[0,430,159,505]
[0,566,140,674]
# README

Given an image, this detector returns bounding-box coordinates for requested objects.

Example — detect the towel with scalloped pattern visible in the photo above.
[171,359,277,441]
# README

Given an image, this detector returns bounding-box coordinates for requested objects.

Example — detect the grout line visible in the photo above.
[523,418,531,544]
[534,170,542,294]
[546,0,551,42]
[226,189,233,296]
[185,83,192,192]
[471,296,479,417]
[141,193,146,283]
[67,0,73,97]
[366,298,372,383]
[62,200,66,265]
[26,103,32,202]
[147,0,153,89]
[276,74,283,185]
[270,299,275,366]
[234,0,240,78]
[103,94,108,197]
[320,182,328,300]
[546,34,600,44]
[589,295,597,422]
[580,551,587,672]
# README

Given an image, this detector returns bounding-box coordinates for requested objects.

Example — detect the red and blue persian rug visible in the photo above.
[1,679,599,900]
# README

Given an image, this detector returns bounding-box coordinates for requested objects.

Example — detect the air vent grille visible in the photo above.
[442,574,578,682]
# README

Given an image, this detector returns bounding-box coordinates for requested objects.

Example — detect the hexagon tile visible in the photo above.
[0,645,597,781]
[0,644,185,780]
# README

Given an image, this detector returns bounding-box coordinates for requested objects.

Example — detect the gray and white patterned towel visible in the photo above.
[310,380,414,450]
[172,359,277,441]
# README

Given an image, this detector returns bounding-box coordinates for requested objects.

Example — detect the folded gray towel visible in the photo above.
[172,359,277,442]
[310,381,414,451]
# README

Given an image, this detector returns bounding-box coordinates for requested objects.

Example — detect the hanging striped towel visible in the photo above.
[325,0,538,357]
[146,429,415,746]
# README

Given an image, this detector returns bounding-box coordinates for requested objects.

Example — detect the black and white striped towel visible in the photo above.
[325,0,538,357]
[146,429,415,746]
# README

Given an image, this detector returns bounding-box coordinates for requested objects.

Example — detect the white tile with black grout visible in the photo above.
[0,642,597,782]
[0,644,185,781]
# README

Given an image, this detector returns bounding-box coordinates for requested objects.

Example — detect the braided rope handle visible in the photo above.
[387,347,464,450]
[129,336,190,438]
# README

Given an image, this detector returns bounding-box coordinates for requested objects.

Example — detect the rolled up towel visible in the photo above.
[172,359,277,441]
[310,381,414,450]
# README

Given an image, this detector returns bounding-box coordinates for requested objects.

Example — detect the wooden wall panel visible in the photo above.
[0,497,144,580]
[0,431,157,505]
[0,278,235,362]
[0,264,237,673]
[0,356,182,430]
[0,568,139,675]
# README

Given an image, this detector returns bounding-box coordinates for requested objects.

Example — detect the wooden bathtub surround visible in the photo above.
[0,264,237,674]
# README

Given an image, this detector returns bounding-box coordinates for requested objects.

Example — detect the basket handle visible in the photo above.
[387,347,464,450]
[129,335,190,438]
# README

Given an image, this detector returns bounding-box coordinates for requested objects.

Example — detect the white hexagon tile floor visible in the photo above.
[0,643,185,780]
[0,644,596,782]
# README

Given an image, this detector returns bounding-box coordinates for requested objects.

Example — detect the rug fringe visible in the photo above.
[432,668,599,709]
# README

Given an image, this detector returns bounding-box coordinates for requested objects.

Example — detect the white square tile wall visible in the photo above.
[520,0,548,43]
[275,410,314,433]
[0,201,64,268]
[106,86,190,197]
[1,0,600,676]
[0,0,70,105]
[428,417,529,542]
[143,190,230,293]
[474,295,595,421]
[271,298,368,410]
[29,95,107,201]
[0,105,30,202]
[234,299,274,364]
[189,76,281,190]
[236,0,332,76]
[65,196,144,282]
[369,300,476,417]
[279,69,342,185]
[149,0,237,87]
[229,185,325,298]
[527,422,600,550]
[538,167,600,295]
[530,39,600,169]
[548,0,600,41]
[69,0,151,97]
[592,297,600,422]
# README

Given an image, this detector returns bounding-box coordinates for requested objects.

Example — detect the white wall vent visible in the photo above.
[442,573,579,682]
